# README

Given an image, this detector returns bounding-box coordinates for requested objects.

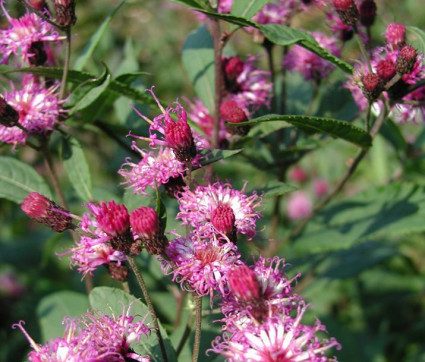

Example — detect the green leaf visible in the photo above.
[231,0,269,19]
[167,0,206,8]
[182,26,215,113]
[294,183,425,253]
[70,70,111,113]
[198,148,243,167]
[253,180,297,198]
[234,114,372,148]
[74,0,127,71]
[407,26,425,55]
[61,137,93,201]
[259,24,353,74]
[1,67,156,108]
[0,156,52,203]
[37,291,89,341]
[199,10,257,27]
[89,287,176,362]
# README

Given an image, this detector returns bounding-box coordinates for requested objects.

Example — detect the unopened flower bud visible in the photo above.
[359,0,377,27]
[211,203,236,242]
[221,100,250,136]
[54,0,76,27]
[223,57,244,92]
[395,45,417,74]
[228,264,260,303]
[361,72,383,101]
[130,207,168,255]
[164,112,196,164]
[333,0,359,26]
[313,179,329,197]
[21,192,73,232]
[28,0,47,10]
[107,262,129,282]
[385,23,406,49]
[376,59,396,82]
[96,201,133,254]
[0,96,19,127]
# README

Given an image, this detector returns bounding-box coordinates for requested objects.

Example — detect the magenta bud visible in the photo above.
[395,45,417,74]
[211,203,236,240]
[228,264,260,303]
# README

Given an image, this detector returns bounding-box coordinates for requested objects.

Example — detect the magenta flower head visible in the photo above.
[141,88,196,164]
[284,32,341,82]
[395,45,418,74]
[21,192,73,232]
[332,0,359,26]
[313,179,329,198]
[220,99,250,136]
[177,181,262,241]
[288,166,308,183]
[287,191,312,220]
[221,257,301,328]
[376,58,397,82]
[54,0,77,27]
[164,233,243,299]
[361,72,384,101]
[13,305,152,361]
[385,23,406,50]
[0,75,64,147]
[130,207,168,255]
[0,2,63,65]
[211,303,341,362]
[120,145,186,197]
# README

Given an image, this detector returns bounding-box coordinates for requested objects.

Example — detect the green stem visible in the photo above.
[127,256,168,362]
[192,295,202,362]
[211,18,223,149]
[353,24,372,72]
[59,27,72,100]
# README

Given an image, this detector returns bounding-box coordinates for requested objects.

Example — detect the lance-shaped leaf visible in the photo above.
[198,148,243,167]
[231,114,372,148]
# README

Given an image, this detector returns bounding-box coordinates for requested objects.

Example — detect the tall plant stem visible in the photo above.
[265,43,276,112]
[127,256,168,362]
[211,18,223,149]
[353,24,372,72]
[286,102,389,242]
[59,27,72,100]
[192,295,202,362]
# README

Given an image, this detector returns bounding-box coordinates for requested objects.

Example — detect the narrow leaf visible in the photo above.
[231,0,270,19]
[198,148,243,167]
[182,26,215,113]
[254,180,297,198]
[61,137,93,201]
[259,24,353,74]
[0,156,52,203]
[71,73,111,113]
[74,0,127,71]
[233,114,372,148]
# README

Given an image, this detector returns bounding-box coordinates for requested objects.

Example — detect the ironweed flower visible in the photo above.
[164,234,243,299]
[0,1,62,64]
[21,192,73,232]
[287,191,313,220]
[177,181,262,240]
[211,303,341,362]
[13,305,151,361]
[0,75,64,147]
[119,146,186,196]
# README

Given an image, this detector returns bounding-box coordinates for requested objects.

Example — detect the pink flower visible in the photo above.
[287,191,312,220]
[218,0,233,13]
[313,179,329,197]
[211,303,341,362]
[252,1,294,26]
[288,166,308,183]
[0,2,63,64]
[119,146,186,196]
[0,75,64,146]
[284,32,341,81]
[164,234,242,298]
[13,305,151,362]
[221,257,301,329]
[21,192,72,232]
[385,23,406,50]
[177,181,262,240]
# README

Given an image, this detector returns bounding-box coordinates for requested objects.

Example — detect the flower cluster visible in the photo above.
[14,306,151,361]
[186,56,272,147]
[346,23,425,123]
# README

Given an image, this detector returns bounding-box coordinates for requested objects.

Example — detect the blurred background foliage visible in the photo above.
[1,0,425,361]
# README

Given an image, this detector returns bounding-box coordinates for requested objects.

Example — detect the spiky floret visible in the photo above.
[177,181,262,240]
